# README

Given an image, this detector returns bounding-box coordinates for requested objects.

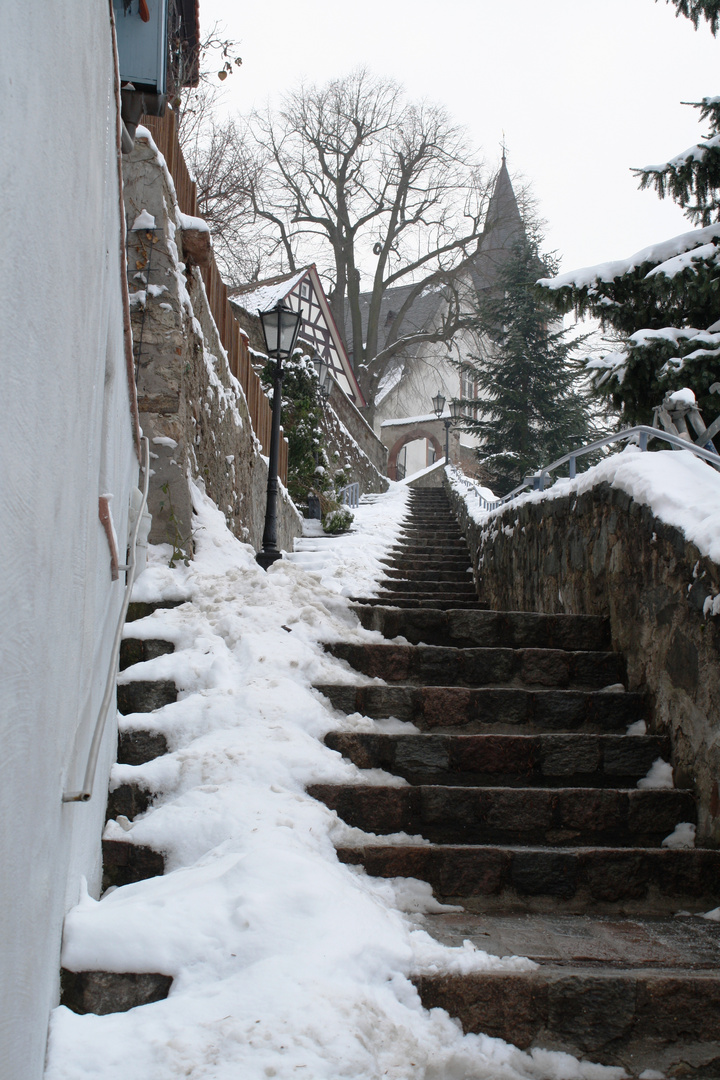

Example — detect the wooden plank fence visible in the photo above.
[143,112,287,483]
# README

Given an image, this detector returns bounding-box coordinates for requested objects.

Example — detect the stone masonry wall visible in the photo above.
[322,387,389,496]
[123,134,301,555]
[446,478,720,845]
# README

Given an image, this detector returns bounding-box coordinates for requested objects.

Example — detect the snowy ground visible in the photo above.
[45,481,626,1080]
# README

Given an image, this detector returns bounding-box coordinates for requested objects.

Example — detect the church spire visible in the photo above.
[470,148,524,293]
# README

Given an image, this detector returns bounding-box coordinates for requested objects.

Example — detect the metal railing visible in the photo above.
[63,437,151,803]
[451,425,720,514]
[339,482,360,509]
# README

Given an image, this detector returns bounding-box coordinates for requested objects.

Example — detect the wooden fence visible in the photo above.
[142,112,287,483]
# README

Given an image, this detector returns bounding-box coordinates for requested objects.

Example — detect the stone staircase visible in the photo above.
[60,600,179,1015]
[310,487,720,1077]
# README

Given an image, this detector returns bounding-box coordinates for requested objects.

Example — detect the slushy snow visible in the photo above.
[45,481,626,1080]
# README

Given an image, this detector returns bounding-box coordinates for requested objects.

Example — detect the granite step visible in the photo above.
[117,679,177,715]
[389,540,469,552]
[335,843,720,914]
[310,783,694,847]
[324,732,670,787]
[60,969,172,1015]
[371,578,477,595]
[314,684,644,733]
[352,606,611,651]
[350,596,489,611]
[102,838,165,890]
[117,727,169,766]
[368,590,484,605]
[325,642,625,689]
[119,637,174,671]
[382,567,475,583]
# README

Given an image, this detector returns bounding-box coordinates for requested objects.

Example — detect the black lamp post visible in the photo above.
[432,392,464,463]
[256,301,303,569]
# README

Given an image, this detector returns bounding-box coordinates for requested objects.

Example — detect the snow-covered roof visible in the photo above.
[230,269,307,316]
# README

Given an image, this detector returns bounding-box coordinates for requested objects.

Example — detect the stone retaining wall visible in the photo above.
[446,478,720,845]
[322,386,389,496]
[123,135,301,556]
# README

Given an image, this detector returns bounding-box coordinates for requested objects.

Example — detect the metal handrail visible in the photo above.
[63,436,151,802]
[451,425,720,513]
[339,482,360,509]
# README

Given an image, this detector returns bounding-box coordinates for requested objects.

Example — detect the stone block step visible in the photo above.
[102,838,165,890]
[61,969,172,1015]
[326,642,624,689]
[392,537,468,550]
[126,599,185,622]
[119,637,174,671]
[371,590,483,605]
[350,597,489,611]
[414,966,720,1070]
[310,783,694,846]
[106,782,154,823]
[373,579,477,595]
[314,684,644,733]
[382,568,474,583]
[324,732,671,787]
[117,728,168,766]
[352,607,611,651]
[380,554,472,568]
[335,844,720,913]
[116,679,177,715]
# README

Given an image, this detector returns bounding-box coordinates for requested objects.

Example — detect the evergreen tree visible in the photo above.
[457,232,594,494]
[539,6,720,427]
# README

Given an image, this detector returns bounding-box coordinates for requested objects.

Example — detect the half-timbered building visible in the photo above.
[229,265,365,407]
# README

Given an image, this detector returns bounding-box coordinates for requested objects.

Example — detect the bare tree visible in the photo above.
[247,70,493,419]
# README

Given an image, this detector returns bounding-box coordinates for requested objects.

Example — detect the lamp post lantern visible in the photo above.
[256,301,303,569]
[312,355,332,400]
[432,392,464,464]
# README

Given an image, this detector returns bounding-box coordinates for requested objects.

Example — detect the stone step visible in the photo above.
[382,568,474,583]
[380,560,473,576]
[117,727,168,766]
[126,599,185,622]
[370,590,484,605]
[324,732,671,787]
[326,643,625,690]
[399,528,465,540]
[351,596,489,611]
[102,838,165,890]
[335,844,720,914]
[389,540,469,552]
[310,783,694,847]
[373,579,478,595]
[61,969,172,1015]
[414,963,720,1072]
[352,607,611,651]
[106,781,155,823]
[314,684,644,732]
[119,637,174,671]
[116,679,177,715]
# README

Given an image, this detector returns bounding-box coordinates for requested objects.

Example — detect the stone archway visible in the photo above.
[386,428,443,481]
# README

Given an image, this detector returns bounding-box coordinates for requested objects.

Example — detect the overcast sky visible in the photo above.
[200,0,718,277]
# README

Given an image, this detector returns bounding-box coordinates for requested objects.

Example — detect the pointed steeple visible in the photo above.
[470,152,524,295]
[484,153,523,249]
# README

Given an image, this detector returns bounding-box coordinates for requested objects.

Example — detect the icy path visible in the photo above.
[46,482,623,1080]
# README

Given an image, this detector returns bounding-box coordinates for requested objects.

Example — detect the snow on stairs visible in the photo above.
[351,487,487,610]
[60,600,175,1016]
[310,487,720,1076]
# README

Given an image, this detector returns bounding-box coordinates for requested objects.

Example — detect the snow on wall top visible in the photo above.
[453,447,720,565]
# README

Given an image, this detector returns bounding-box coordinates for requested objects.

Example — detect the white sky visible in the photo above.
[200,0,719,276]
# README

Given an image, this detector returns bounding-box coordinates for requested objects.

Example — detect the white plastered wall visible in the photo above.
[0,4,138,1078]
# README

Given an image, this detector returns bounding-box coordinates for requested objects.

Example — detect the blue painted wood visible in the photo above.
[113,0,168,93]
